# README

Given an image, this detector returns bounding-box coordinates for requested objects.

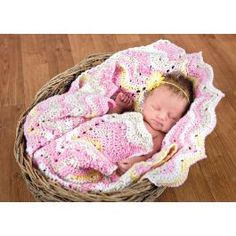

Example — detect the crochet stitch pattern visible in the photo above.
[24,39,225,192]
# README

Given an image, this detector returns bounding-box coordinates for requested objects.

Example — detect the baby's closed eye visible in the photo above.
[151,105,160,111]
[168,113,177,120]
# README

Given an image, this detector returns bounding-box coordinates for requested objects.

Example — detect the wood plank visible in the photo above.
[0,105,35,201]
[0,35,33,201]
[68,34,96,63]
[20,34,74,107]
[0,35,24,107]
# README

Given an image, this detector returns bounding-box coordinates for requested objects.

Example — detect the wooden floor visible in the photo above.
[0,34,235,201]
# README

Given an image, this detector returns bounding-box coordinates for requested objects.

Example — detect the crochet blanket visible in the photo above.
[32,112,154,183]
[24,39,225,192]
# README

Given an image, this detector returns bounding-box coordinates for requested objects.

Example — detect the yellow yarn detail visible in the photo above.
[89,139,103,151]
[146,71,165,91]
[80,74,89,83]
[196,135,204,148]
[71,134,79,140]
[130,170,139,181]
[119,65,140,91]
[30,107,37,117]
[72,169,102,183]
[70,135,103,151]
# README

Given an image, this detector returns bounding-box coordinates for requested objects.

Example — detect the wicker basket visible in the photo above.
[14,53,166,201]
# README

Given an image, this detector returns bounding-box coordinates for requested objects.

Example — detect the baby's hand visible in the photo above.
[116,157,139,176]
[115,92,134,111]
[116,155,150,176]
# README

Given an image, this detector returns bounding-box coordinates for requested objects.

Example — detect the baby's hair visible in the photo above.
[144,71,195,116]
[163,72,195,104]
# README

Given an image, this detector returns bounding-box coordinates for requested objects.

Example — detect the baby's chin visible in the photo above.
[150,123,164,132]
[151,123,170,134]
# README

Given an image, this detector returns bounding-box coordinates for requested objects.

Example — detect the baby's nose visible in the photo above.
[157,112,167,121]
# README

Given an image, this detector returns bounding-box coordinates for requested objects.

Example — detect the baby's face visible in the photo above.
[142,85,189,133]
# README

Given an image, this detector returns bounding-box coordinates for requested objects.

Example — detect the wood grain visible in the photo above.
[0,34,235,201]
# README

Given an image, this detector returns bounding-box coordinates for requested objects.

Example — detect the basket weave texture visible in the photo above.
[14,53,166,201]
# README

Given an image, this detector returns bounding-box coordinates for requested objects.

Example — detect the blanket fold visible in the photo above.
[24,91,117,156]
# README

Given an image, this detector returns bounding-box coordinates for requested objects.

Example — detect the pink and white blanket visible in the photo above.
[24,39,224,192]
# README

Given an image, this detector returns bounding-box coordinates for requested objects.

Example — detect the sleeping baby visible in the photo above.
[108,72,194,175]
[30,71,194,183]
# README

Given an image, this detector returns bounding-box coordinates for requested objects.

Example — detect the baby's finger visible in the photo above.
[118,93,125,100]
[118,163,128,172]
[125,96,131,103]
[124,97,129,103]
[120,162,127,168]
[120,93,124,99]
[128,99,133,104]
[120,160,129,165]
[129,102,133,106]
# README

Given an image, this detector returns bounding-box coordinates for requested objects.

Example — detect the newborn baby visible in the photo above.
[28,71,194,185]
[108,72,194,175]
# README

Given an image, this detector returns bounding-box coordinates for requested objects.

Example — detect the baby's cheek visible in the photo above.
[165,121,174,132]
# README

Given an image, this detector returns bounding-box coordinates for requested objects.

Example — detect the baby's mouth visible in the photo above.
[152,119,163,128]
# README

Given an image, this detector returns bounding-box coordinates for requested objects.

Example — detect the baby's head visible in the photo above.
[142,72,195,133]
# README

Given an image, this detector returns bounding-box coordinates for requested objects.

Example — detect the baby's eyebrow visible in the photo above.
[152,104,159,109]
